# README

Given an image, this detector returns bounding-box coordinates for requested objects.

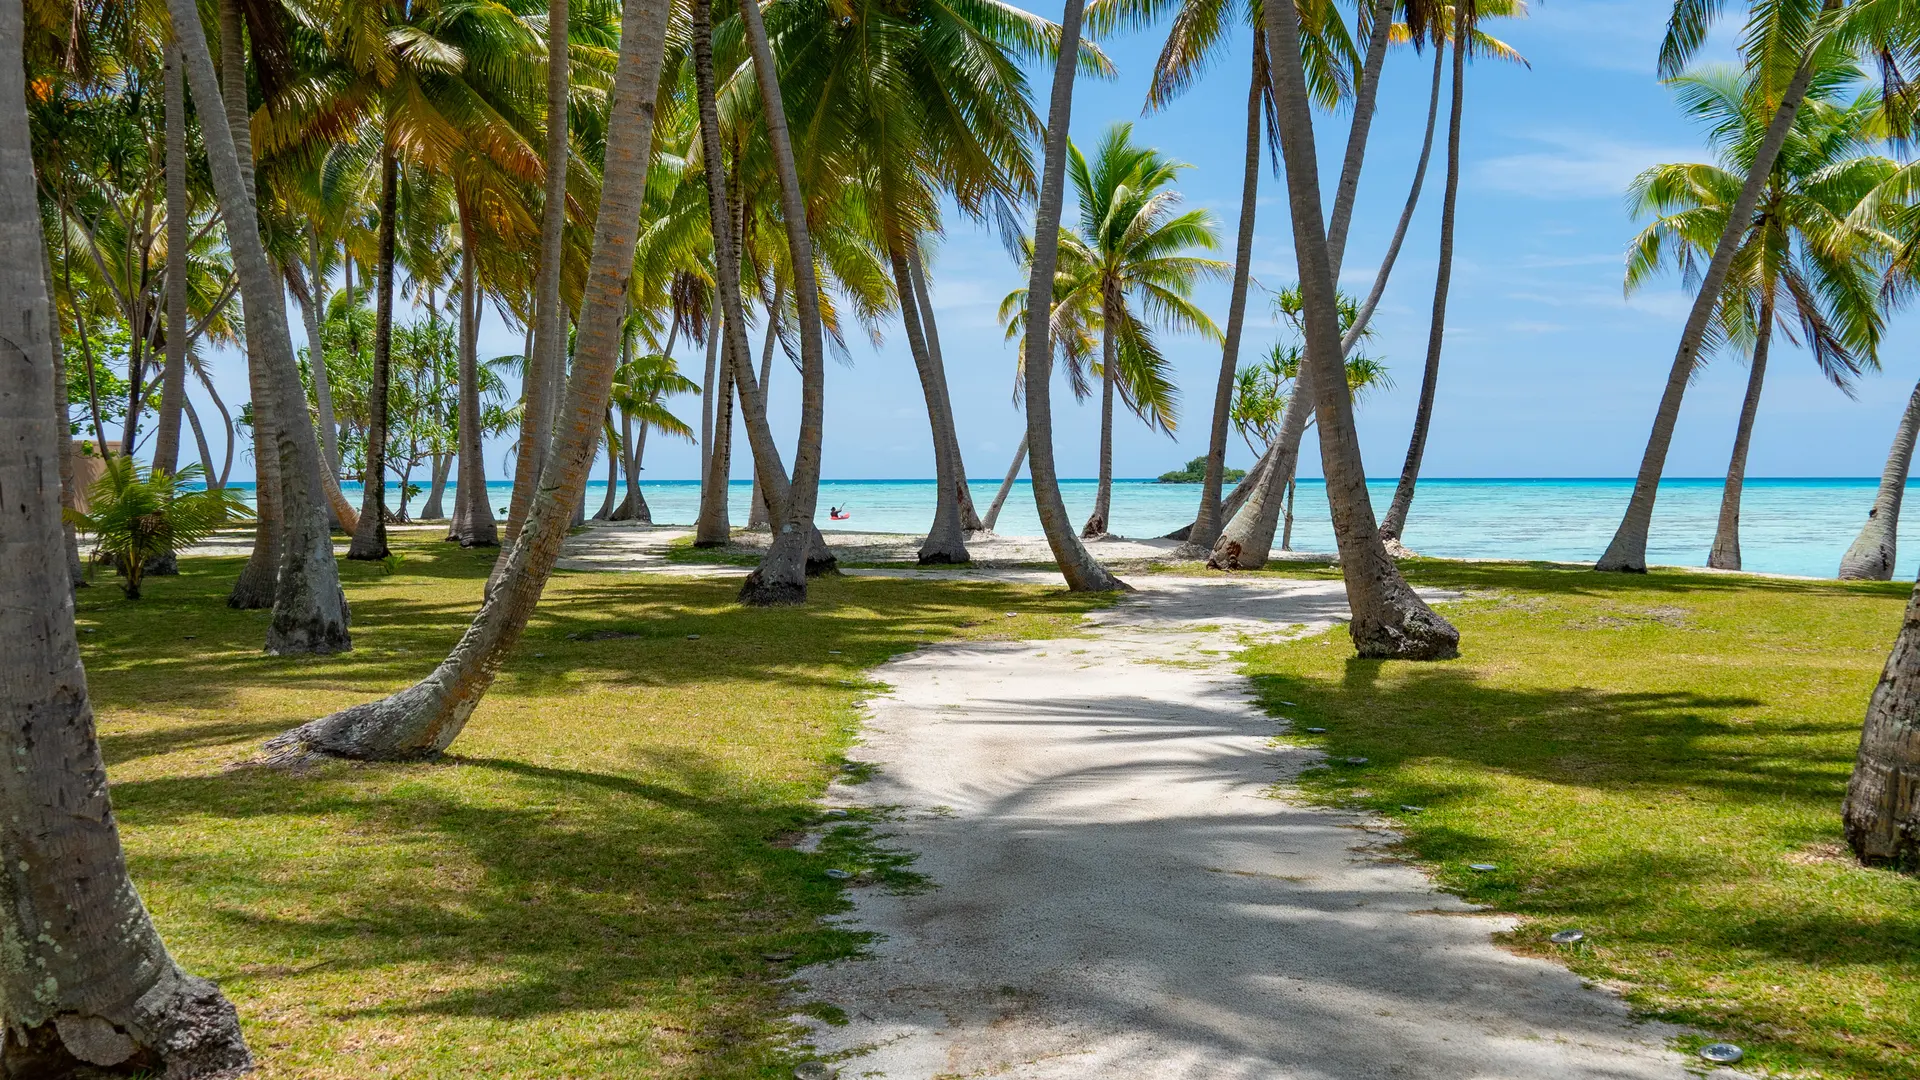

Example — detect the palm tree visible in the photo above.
[166,0,353,653]
[1596,0,1864,571]
[1260,0,1457,657]
[1085,0,1359,555]
[265,0,677,761]
[2,5,253,1067]
[608,345,699,521]
[1627,65,1883,571]
[1062,123,1224,538]
[1844,578,1920,866]
[1378,0,1528,548]
[1211,284,1385,568]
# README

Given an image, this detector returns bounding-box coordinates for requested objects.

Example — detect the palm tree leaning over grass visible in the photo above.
[1018,0,1129,591]
[1262,0,1457,657]
[1378,0,1529,549]
[1,4,254,1069]
[1596,0,1887,571]
[265,0,677,762]
[166,0,353,653]
[1064,123,1225,539]
[1628,65,1883,571]
[1844,568,1920,865]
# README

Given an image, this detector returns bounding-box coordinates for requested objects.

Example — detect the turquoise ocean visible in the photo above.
[301,476,1917,581]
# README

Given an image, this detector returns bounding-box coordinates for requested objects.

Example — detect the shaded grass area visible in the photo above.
[80,537,1106,1078]
[1238,559,1920,1080]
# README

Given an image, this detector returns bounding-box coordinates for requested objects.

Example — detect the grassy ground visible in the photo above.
[1238,559,1920,1080]
[79,537,1107,1078]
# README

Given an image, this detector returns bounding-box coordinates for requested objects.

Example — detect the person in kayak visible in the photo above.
[829,505,852,521]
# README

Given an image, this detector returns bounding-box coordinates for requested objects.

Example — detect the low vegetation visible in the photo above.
[84,537,1105,1078]
[1156,455,1246,484]
[1239,560,1920,1080]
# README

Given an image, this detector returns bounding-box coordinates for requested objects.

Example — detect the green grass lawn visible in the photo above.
[1238,559,1920,1080]
[78,537,1106,1078]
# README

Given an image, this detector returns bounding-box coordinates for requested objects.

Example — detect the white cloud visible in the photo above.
[1475,132,1696,200]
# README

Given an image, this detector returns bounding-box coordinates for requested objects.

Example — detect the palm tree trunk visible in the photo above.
[735,0,834,604]
[180,0,351,651]
[184,394,218,485]
[1082,286,1117,539]
[1597,34,1826,572]
[1348,37,1446,352]
[348,141,398,560]
[1208,448,1283,569]
[1165,437,1276,540]
[503,0,572,549]
[423,454,452,520]
[154,39,188,479]
[306,231,341,470]
[195,366,236,487]
[2,46,253,1062]
[983,434,1027,533]
[593,418,619,519]
[908,250,981,531]
[1261,0,1456,658]
[1185,38,1264,557]
[1325,0,1395,274]
[1707,296,1775,571]
[286,256,360,531]
[1282,474,1297,550]
[451,204,498,546]
[700,307,718,494]
[1840,376,1920,579]
[1843,578,1920,866]
[1018,0,1126,593]
[1379,12,1467,545]
[40,220,86,587]
[747,284,783,530]
[263,0,674,762]
[695,343,735,545]
[894,248,969,563]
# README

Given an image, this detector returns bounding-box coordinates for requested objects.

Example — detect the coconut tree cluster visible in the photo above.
[14,0,1920,1069]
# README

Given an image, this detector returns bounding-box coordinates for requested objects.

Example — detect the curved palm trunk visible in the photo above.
[747,286,783,530]
[908,251,981,531]
[306,231,341,470]
[1707,297,1775,571]
[735,0,833,604]
[155,40,188,479]
[264,0,674,762]
[1840,376,1920,579]
[348,142,398,560]
[593,420,618,518]
[1843,578,1920,866]
[1082,289,1117,538]
[1262,0,1456,659]
[895,248,969,563]
[1210,396,1315,570]
[451,206,498,546]
[2,41,251,1062]
[1184,38,1265,557]
[1348,38,1447,358]
[1020,0,1126,592]
[983,434,1028,533]
[695,347,735,545]
[424,454,452,520]
[1379,16,1467,545]
[183,0,350,651]
[1326,0,1395,274]
[1597,38,1826,572]
[287,258,360,531]
[699,307,718,499]
[622,421,653,523]
[41,224,85,587]
[503,0,572,549]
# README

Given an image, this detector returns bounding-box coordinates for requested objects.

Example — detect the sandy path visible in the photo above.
[796,577,1702,1080]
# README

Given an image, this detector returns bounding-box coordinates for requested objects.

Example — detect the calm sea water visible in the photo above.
[301,477,1910,580]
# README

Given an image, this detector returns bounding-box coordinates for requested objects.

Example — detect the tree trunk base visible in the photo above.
[738,571,806,606]
[1706,547,1740,571]
[1206,540,1245,571]
[144,552,180,576]
[1163,523,1194,542]
[1168,540,1211,561]
[6,972,253,1080]
[1079,513,1108,540]
[227,572,273,610]
[1840,539,1895,580]
[1844,755,1920,870]
[917,548,969,566]
[1382,537,1417,560]
[1351,606,1460,660]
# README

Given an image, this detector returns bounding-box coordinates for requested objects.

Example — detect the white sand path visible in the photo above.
[792,575,1708,1080]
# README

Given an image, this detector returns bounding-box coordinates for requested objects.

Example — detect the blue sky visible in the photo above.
[195,0,1917,484]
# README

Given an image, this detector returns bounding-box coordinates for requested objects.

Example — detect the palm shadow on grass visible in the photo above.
[1242,565,1920,1080]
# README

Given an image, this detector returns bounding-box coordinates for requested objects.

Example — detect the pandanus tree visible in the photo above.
[265,0,677,761]
[1626,64,1883,571]
[1262,0,1458,656]
[1085,0,1358,554]
[1597,0,1920,571]
[1062,123,1224,538]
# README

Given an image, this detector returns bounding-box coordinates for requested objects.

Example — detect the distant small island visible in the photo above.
[1157,456,1247,484]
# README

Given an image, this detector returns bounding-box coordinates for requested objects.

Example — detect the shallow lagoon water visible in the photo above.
[307,476,1912,580]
